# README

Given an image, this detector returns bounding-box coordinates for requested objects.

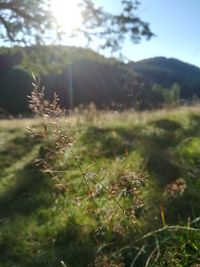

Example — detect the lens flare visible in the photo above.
[51,0,82,36]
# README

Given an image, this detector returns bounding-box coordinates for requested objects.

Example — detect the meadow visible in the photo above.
[1,106,200,266]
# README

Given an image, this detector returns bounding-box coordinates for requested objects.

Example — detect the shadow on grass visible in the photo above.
[55,217,97,267]
[81,126,138,158]
[152,118,182,131]
[0,213,98,267]
[186,113,200,136]
[0,134,41,171]
[0,164,53,218]
[82,115,200,186]
[0,140,98,267]
[0,132,51,218]
[82,123,181,185]
[0,164,98,267]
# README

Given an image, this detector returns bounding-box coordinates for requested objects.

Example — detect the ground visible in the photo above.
[1,106,200,266]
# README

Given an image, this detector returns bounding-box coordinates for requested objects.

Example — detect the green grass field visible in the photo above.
[1,106,200,267]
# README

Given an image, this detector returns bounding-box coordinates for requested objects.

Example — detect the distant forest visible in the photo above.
[1,45,200,115]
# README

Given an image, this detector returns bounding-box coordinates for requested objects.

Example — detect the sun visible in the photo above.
[51,0,82,36]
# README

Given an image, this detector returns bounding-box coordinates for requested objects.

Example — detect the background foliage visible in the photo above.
[0,46,200,115]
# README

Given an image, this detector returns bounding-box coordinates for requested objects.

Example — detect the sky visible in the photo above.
[121,0,200,67]
[94,0,200,67]
[64,0,200,67]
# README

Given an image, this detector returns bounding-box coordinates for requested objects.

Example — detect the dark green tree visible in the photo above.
[170,82,180,104]
[152,83,181,107]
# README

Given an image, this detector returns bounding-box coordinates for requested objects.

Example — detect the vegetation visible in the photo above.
[0,0,54,44]
[78,0,154,52]
[1,46,200,115]
[152,83,180,107]
[129,57,200,100]
[1,2,199,267]
[1,104,200,266]
[0,0,153,51]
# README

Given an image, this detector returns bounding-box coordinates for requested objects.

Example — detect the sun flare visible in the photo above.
[51,0,82,36]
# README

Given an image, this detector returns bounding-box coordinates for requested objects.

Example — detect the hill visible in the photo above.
[0,46,134,114]
[129,57,200,98]
[1,46,200,114]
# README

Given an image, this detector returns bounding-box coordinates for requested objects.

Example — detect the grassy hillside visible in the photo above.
[1,107,200,266]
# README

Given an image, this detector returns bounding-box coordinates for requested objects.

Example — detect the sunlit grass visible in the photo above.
[1,106,200,266]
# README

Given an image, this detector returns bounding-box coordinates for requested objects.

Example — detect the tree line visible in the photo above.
[0,46,200,115]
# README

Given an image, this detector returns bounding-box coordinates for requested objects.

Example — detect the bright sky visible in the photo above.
[57,0,200,67]
[94,0,200,67]
[121,0,200,67]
